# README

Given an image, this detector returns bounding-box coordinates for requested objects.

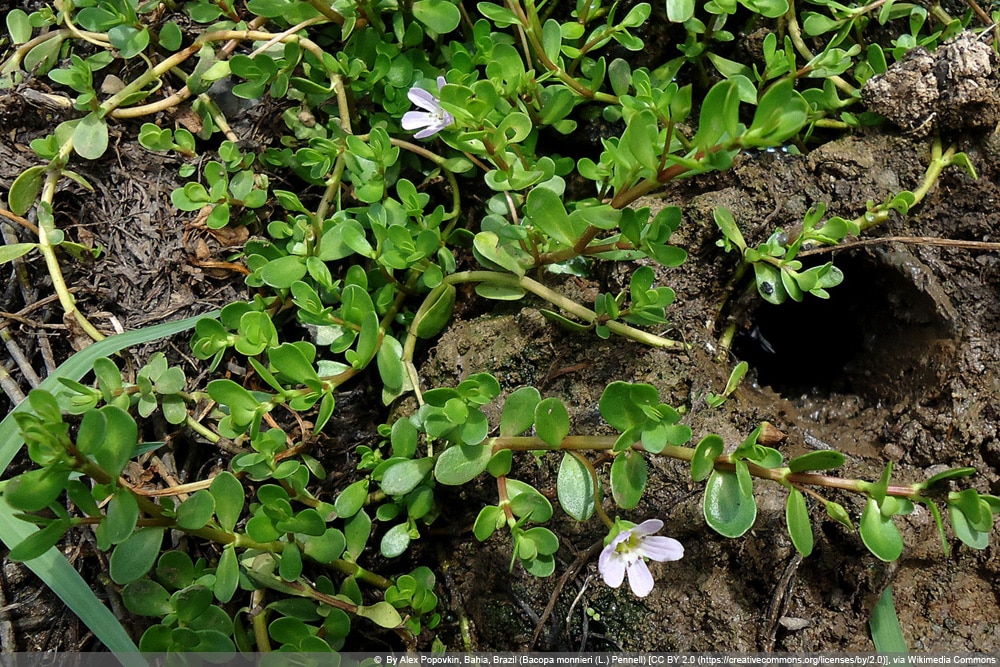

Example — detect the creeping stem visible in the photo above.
[38,156,106,342]
[488,435,922,499]
[403,270,688,371]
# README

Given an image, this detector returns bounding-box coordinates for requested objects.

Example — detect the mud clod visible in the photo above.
[862,32,1000,136]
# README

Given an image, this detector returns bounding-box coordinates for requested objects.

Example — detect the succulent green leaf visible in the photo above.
[785,487,813,557]
[90,405,136,479]
[869,584,910,654]
[6,9,32,44]
[302,528,346,563]
[9,166,47,216]
[381,458,434,496]
[610,450,647,510]
[4,466,70,512]
[487,449,513,477]
[210,472,244,533]
[860,497,903,562]
[380,522,412,558]
[473,505,504,541]
[753,262,787,304]
[693,79,741,150]
[269,343,322,388]
[557,452,596,521]
[691,434,724,482]
[73,113,109,160]
[599,381,659,431]
[344,510,371,561]
[7,520,71,562]
[500,386,540,437]
[665,0,695,22]
[279,541,303,581]
[0,242,37,265]
[522,553,556,577]
[703,466,757,538]
[414,284,456,339]
[122,579,172,617]
[214,546,239,603]
[435,444,493,485]
[920,466,977,490]
[506,479,553,523]
[523,526,559,556]
[260,256,308,289]
[176,490,216,530]
[412,0,461,33]
[788,450,846,473]
[334,479,369,518]
[539,309,590,332]
[357,601,402,629]
[949,500,992,550]
[110,527,165,584]
[101,487,139,546]
[473,231,526,276]
[534,397,570,448]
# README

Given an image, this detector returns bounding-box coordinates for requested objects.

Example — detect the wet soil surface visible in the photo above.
[2,85,1000,654]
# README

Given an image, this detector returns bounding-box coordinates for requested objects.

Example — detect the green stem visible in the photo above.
[302,0,347,24]
[505,0,617,103]
[250,589,271,652]
[487,434,922,498]
[37,167,105,342]
[858,138,953,233]
[403,271,688,367]
[784,0,856,97]
[184,415,220,443]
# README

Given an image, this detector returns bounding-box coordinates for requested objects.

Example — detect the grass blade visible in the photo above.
[0,310,219,651]
[870,584,911,663]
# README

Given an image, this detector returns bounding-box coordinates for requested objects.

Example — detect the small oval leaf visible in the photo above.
[785,487,813,557]
[691,434,724,482]
[703,468,757,538]
[557,452,597,521]
[610,450,647,510]
[788,450,846,473]
[380,458,434,496]
[534,397,570,448]
[434,444,493,485]
[500,386,540,437]
[860,497,904,562]
[110,527,165,584]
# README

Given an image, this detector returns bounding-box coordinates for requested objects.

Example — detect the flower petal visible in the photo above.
[407,87,439,110]
[632,519,664,537]
[402,111,436,130]
[413,124,444,139]
[436,75,447,90]
[636,536,684,562]
[626,559,655,597]
[607,528,633,552]
[599,545,626,588]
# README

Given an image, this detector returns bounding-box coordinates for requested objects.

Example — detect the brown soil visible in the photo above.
[2,69,1000,655]
[416,130,1000,651]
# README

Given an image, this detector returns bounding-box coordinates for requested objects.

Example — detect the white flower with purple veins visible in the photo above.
[599,519,683,597]
[402,76,454,139]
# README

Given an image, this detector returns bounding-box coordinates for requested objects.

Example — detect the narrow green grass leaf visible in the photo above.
[870,584,911,662]
[0,310,218,652]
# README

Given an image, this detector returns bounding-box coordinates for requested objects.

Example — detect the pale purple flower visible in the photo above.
[401,76,454,139]
[598,519,683,597]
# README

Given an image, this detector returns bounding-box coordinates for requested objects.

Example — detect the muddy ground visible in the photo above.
[415,130,1000,652]
[2,74,1000,653]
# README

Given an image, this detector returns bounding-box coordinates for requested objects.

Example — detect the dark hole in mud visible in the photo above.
[732,251,956,403]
